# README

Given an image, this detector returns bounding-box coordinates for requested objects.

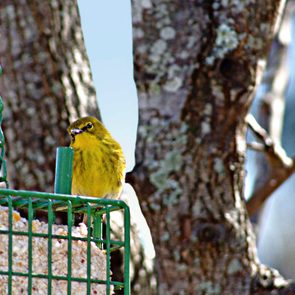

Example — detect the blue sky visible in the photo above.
[77,0,137,172]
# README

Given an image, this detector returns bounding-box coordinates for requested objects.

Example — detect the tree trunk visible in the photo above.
[0,0,99,191]
[130,1,293,293]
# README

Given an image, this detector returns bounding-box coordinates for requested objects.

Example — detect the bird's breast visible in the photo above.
[71,147,125,199]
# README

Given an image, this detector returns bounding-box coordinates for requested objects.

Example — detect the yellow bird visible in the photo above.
[67,116,126,201]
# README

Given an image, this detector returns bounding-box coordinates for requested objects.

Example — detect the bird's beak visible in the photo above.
[70,128,84,136]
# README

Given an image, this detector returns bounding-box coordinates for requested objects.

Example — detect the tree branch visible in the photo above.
[247,142,267,152]
[246,114,295,216]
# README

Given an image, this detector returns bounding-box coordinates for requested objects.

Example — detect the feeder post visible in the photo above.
[54,147,74,194]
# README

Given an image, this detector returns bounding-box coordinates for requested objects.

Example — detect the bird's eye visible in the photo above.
[86,122,93,129]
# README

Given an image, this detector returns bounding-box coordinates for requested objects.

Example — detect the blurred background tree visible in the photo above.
[251,1,295,280]
[1,0,295,294]
[0,0,99,191]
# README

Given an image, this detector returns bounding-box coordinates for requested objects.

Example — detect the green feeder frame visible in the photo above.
[0,92,130,293]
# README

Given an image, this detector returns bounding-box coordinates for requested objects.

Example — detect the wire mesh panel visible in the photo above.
[0,189,130,295]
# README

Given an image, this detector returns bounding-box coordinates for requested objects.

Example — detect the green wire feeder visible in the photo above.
[0,75,130,294]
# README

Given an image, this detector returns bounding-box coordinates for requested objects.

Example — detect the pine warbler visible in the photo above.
[67,116,126,200]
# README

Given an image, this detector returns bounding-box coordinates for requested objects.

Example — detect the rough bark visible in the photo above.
[130,1,292,294]
[0,0,99,191]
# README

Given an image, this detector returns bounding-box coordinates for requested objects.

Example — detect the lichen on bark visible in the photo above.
[130,0,292,294]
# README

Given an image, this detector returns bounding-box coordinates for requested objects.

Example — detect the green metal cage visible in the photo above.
[0,67,130,294]
[0,189,130,294]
